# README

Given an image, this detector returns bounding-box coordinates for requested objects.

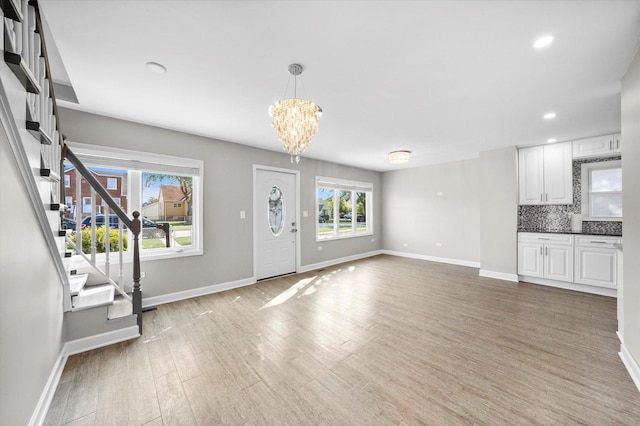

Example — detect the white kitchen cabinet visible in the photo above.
[574,235,620,288]
[572,134,622,159]
[518,142,572,205]
[518,233,574,282]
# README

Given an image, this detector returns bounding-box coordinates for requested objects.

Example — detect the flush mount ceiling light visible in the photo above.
[547,138,557,143]
[388,150,411,164]
[269,63,323,163]
[543,112,557,120]
[533,35,554,49]
[146,61,167,74]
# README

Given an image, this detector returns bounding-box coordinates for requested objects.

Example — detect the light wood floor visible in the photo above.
[45,255,640,425]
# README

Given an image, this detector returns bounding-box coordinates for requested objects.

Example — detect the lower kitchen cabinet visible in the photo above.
[518,232,620,295]
[574,235,620,288]
[518,233,574,283]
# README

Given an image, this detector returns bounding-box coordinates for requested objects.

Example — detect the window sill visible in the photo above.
[582,217,622,222]
[316,232,374,243]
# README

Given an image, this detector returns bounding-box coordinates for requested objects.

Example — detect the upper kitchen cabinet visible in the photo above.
[518,142,572,205]
[572,133,622,158]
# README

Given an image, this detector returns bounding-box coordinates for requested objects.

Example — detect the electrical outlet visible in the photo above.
[240,210,246,219]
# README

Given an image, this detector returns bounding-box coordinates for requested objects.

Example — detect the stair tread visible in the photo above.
[71,285,114,311]
[108,297,134,320]
[69,273,89,296]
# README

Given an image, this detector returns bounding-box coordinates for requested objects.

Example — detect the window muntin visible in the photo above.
[65,142,203,260]
[316,177,372,240]
[581,160,622,220]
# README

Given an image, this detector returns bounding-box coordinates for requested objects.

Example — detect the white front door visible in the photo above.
[255,168,298,280]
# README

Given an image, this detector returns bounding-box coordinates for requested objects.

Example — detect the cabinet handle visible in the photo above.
[545,247,548,256]
[538,237,550,240]
[617,139,620,150]
[609,140,613,151]
[545,193,548,202]
[540,194,543,203]
[590,241,607,244]
[540,246,543,255]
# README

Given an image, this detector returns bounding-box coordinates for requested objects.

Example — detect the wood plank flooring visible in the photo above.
[45,254,640,425]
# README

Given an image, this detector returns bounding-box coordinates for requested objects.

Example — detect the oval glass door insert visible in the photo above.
[268,185,285,236]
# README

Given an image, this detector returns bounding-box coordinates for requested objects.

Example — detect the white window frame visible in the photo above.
[581,159,622,221]
[66,141,204,261]
[106,177,117,190]
[64,174,70,188]
[316,176,373,241]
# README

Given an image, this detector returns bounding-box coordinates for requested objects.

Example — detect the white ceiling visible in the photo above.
[40,0,640,172]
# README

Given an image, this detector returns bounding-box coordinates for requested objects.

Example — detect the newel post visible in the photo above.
[132,211,143,334]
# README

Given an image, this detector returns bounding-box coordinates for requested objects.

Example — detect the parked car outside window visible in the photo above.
[81,214,157,229]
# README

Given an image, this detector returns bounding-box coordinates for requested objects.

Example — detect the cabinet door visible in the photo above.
[572,135,615,158]
[518,146,544,205]
[544,244,573,282]
[543,142,573,205]
[575,246,616,288]
[518,242,543,277]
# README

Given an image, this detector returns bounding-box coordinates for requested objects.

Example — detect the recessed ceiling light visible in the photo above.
[547,138,557,143]
[146,62,167,74]
[533,35,554,49]
[543,112,556,120]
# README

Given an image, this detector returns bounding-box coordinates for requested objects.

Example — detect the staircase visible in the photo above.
[1,0,144,340]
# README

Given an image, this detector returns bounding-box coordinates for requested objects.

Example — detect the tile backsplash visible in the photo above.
[518,155,622,234]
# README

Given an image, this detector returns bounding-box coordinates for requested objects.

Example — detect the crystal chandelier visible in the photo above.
[269,64,322,163]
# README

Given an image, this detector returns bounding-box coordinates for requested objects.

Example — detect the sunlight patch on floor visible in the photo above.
[260,276,317,309]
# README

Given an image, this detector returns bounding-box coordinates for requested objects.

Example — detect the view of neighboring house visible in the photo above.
[158,184,190,221]
[141,200,159,220]
[63,167,127,219]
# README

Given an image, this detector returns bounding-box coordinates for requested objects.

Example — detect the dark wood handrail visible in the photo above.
[63,146,133,229]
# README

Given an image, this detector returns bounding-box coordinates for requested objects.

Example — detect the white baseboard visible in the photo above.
[28,347,67,426]
[479,269,519,282]
[29,326,140,425]
[298,250,383,273]
[142,277,256,308]
[519,275,617,297]
[64,325,140,356]
[381,250,480,269]
[620,342,640,393]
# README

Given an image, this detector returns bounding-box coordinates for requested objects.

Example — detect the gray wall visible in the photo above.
[622,50,640,363]
[479,147,518,277]
[58,108,382,298]
[0,123,66,425]
[382,158,481,264]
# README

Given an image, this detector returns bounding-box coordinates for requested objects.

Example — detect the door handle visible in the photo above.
[291,229,298,233]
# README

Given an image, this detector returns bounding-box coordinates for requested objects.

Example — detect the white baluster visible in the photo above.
[21,0,28,60]
[27,4,35,73]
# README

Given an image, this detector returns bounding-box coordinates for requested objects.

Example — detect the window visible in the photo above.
[316,176,372,240]
[581,160,622,220]
[65,142,203,259]
[64,174,70,188]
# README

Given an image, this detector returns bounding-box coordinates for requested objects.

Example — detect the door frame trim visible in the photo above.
[253,164,301,280]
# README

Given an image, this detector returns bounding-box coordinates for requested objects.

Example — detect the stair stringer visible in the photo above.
[0,63,71,311]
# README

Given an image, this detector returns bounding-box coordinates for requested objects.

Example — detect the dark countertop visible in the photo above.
[518,229,622,237]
